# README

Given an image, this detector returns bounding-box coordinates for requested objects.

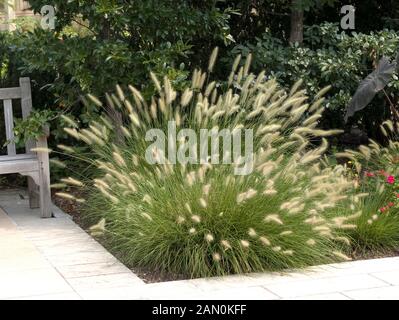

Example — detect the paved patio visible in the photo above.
[1,189,399,300]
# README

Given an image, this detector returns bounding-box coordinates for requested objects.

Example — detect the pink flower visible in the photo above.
[388,202,395,207]
[396,193,399,198]
[365,172,375,177]
[380,207,387,213]
[387,176,395,185]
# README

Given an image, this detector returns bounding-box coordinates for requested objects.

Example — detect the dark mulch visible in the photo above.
[129,267,188,284]
[53,190,84,226]
[351,247,399,261]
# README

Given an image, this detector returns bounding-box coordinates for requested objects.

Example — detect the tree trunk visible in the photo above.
[289,0,304,44]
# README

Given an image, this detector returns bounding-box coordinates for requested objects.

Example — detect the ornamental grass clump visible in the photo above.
[56,51,357,278]
[336,121,399,251]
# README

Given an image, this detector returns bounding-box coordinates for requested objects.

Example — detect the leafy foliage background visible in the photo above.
[1,0,399,153]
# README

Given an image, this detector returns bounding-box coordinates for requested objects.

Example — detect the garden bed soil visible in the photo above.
[351,247,399,261]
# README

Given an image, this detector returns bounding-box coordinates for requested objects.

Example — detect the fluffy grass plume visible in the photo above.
[59,53,356,278]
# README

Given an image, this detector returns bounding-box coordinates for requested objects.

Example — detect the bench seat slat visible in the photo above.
[0,154,37,162]
[0,158,39,175]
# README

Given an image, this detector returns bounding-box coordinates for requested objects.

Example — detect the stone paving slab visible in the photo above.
[263,274,388,298]
[342,286,399,300]
[370,270,399,286]
[0,190,145,300]
[55,261,132,279]
[7,292,82,300]
[0,268,74,299]
[285,292,351,300]
[1,189,399,300]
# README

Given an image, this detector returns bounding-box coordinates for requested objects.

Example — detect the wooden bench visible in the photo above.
[0,78,52,218]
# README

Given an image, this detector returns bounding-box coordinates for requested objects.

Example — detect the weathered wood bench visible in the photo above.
[0,78,52,218]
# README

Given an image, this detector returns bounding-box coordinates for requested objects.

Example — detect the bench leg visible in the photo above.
[37,136,52,218]
[38,169,52,218]
[27,177,40,209]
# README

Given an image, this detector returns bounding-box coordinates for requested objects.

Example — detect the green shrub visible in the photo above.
[228,23,399,139]
[55,54,360,278]
[0,1,238,153]
[15,0,238,108]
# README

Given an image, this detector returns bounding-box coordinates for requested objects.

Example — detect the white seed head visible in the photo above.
[50,159,66,168]
[306,239,316,246]
[282,250,294,256]
[212,252,221,262]
[199,198,207,208]
[208,47,219,72]
[335,236,351,246]
[191,215,201,223]
[264,214,283,225]
[205,234,214,243]
[113,152,127,167]
[259,236,271,246]
[263,188,278,196]
[61,177,84,187]
[142,194,152,205]
[333,251,352,261]
[31,147,52,153]
[202,184,211,196]
[221,240,232,250]
[141,212,153,221]
[55,192,75,200]
[248,228,257,238]
[185,203,192,214]
[240,240,250,248]
[237,189,258,203]
[177,216,185,224]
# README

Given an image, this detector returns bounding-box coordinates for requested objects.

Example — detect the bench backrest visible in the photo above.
[0,77,34,156]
